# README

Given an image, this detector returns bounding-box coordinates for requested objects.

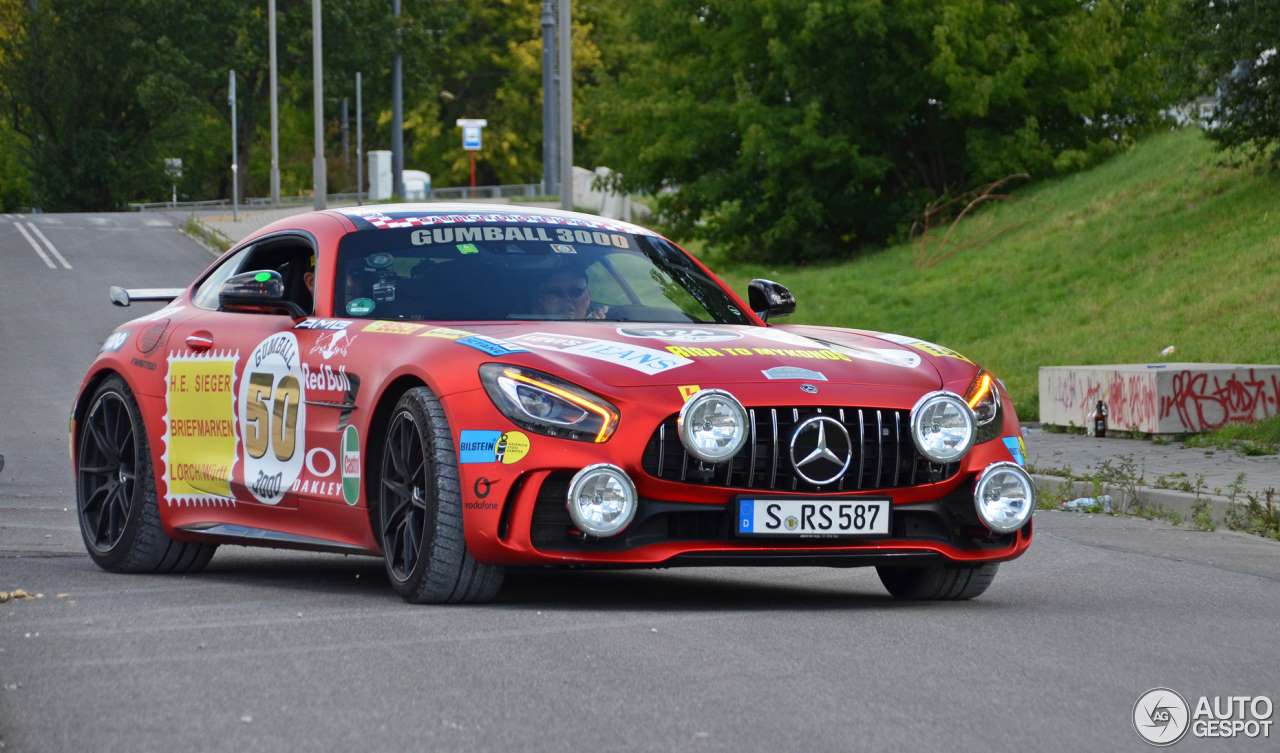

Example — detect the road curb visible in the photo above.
[1032,473,1237,524]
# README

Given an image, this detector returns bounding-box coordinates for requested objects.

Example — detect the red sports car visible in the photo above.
[72,204,1034,603]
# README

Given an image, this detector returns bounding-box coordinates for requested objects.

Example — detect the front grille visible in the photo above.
[641,406,959,493]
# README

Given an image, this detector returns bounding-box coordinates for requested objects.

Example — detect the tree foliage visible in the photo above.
[589,0,1182,262]
[1179,0,1280,166]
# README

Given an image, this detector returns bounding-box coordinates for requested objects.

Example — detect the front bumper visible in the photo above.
[447,386,1033,569]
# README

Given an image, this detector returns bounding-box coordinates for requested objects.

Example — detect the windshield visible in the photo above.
[332,219,750,324]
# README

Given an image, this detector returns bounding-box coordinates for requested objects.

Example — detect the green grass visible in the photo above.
[1185,415,1280,455]
[704,129,1280,419]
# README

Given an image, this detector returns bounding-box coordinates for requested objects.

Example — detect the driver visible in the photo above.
[531,266,608,320]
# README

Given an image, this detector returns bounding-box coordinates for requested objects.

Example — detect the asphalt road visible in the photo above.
[2,212,1279,753]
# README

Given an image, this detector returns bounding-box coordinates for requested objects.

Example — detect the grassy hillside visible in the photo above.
[711,129,1280,420]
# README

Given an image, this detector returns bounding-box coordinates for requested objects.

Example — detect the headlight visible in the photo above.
[677,388,748,463]
[965,370,1003,444]
[973,462,1035,533]
[909,391,975,463]
[479,364,619,443]
[566,464,637,537]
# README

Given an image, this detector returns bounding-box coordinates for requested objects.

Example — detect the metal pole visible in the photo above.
[312,0,326,209]
[341,97,349,177]
[557,0,573,211]
[229,69,239,221]
[390,0,404,199]
[269,0,280,206]
[540,0,557,196]
[356,72,363,203]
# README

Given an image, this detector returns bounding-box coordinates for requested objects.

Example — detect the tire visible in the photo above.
[75,375,217,574]
[876,562,999,601]
[376,386,504,604]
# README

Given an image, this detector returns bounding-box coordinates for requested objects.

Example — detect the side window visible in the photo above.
[240,238,315,315]
[192,247,251,310]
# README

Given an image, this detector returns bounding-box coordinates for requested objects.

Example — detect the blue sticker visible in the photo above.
[457,335,528,357]
[737,499,754,533]
[761,366,828,381]
[460,431,502,464]
[1002,436,1026,466]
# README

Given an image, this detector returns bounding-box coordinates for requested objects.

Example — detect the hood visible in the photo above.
[447,321,944,390]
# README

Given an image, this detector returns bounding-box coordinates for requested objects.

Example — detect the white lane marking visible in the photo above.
[26,222,72,269]
[88,217,108,225]
[144,218,172,227]
[13,221,56,269]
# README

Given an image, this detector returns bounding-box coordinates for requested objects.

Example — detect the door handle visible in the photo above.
[185,331,214,352]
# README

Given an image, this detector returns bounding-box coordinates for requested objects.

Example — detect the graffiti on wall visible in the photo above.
[1159,369,1280,432]
[1047,371,1159,432]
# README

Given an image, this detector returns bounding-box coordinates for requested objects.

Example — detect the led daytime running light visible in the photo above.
[502,368,616,443]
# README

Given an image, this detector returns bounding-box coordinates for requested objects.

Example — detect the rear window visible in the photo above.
[332,221,749,324]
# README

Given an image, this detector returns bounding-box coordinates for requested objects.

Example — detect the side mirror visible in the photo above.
[747,278,796,321]
[219,270,306,319]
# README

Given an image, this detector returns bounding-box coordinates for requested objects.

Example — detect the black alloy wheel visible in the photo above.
[379,409,429,582]
[78,391,138,552]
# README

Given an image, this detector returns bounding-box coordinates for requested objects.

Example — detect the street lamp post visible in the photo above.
[312,0,326,209]
[229,69,239,221]
[269,0,281,206]
[356,72,364,203]
[391,0,404,199]
[558,0,573,210]
[540,0,557,197]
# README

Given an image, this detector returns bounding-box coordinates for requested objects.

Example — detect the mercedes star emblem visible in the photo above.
[788,416,853,486]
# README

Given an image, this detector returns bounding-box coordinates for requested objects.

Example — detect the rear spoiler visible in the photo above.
[109,286,184,307]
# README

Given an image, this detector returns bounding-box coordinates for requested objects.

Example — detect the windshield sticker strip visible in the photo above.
[345,210,648,235]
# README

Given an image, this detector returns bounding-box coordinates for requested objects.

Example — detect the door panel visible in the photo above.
[163,311,301,510]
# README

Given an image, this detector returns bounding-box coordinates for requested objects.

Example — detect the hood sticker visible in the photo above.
[868,331,974,363]
[762,366,828,382]
[511,333,692,375]
[456,335,527,357]
[616,326,744,344]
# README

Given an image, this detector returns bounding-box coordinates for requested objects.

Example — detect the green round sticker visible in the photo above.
[254,271,271,282]
[346,297,375,315]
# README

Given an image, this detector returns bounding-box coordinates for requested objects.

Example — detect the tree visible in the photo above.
[589,0,1182,263]
[1180,0,1280,165]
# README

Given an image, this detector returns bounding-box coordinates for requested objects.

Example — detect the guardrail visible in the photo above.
[129,184,549,212]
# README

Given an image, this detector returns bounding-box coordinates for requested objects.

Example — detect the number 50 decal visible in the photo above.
[244,372,301,461]
[238,333,307,505]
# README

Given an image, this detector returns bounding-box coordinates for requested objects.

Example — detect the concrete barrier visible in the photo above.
[1039,363,1280,434]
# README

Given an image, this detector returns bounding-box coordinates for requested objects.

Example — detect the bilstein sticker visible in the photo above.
[162,351,240,506]
[459,430,530,465]
[238,332,307,505]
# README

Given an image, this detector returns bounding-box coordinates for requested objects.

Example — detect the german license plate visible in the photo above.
[735,498,891,537]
